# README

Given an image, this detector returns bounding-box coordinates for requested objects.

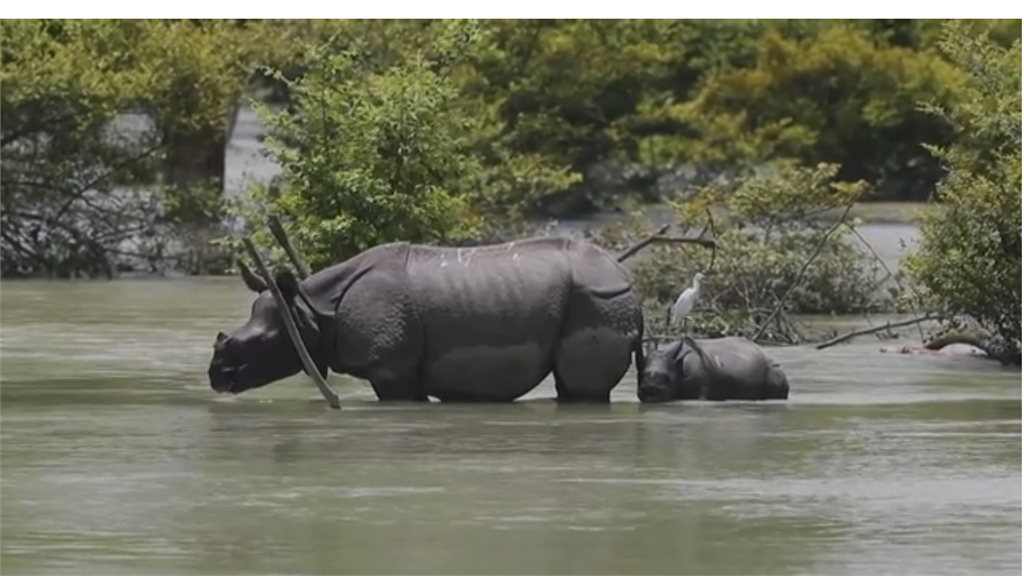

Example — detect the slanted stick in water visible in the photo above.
[267,215,311,280]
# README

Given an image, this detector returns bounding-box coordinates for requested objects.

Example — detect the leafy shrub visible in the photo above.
[595,162,886,341]
[230,21,579,270]
[904,22,1021,362]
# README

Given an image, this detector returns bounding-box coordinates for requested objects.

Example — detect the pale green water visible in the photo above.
[0,278,1020,575]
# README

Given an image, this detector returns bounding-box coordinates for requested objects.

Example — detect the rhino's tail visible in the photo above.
[679,334,716,399]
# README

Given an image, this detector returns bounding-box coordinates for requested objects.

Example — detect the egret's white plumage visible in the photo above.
[671,272,705,325]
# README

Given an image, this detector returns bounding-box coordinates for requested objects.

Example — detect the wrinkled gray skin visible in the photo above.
[637,336,790,402]
[208,237,645,403]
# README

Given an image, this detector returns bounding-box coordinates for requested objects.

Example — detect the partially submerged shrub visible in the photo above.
[595,162,888,341]
[903,23,1021,364]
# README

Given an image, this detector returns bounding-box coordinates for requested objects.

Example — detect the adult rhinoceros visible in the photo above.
[208,237,645,403]
[637,336,790,402]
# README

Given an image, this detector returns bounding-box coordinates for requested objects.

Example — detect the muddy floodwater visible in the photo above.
[0,278,1020,575]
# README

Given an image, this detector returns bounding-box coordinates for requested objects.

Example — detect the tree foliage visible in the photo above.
[2,18,1020,284]
[242,23,484,269]
[0,19,282,277]
[240,21,584,269]
[642,22,967,200]
[904,22,1022,360]
[256,19,1009,215]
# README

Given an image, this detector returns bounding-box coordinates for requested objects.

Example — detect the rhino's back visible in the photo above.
[696,337,770,373]
[404,237,581,399]
[685,337,773,397]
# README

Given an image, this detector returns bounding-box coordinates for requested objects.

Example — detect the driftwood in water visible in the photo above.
[242,237,340,409]
[815,315,936,350]
[882,331,1018,365]
[818,316,1019,366]
[923,332,990,352]
[880,339,987,357]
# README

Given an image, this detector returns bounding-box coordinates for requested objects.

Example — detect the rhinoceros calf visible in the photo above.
[208,237,645,403]
[637,336,790,402]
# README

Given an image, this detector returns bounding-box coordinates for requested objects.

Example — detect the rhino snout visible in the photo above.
[208,362,240,393]
[637,374,674,403]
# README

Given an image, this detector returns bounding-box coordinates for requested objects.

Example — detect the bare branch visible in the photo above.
[616,223,668,262]
[616,224,717,263]
[753,202,856,343]
[47,143,165,224]
[844,221,926,341]
[267,215,310,279]
[703,207,717,272]
[815,314,936,350]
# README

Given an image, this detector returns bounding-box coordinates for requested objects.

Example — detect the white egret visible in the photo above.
[671,272,706,329]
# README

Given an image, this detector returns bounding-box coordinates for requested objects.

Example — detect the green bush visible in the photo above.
[234,25,488,270]
[904,22,1021,362]
[596,163,886,341]
[232,21,580,269]
[0,20,283,277]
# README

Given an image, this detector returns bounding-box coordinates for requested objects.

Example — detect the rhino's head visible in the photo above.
[636,340,684,403]
[208,264,328,395]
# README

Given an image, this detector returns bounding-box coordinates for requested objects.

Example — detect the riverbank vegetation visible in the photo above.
[903,22,1021,365]
[1,19,1019,362]
[593,162,887,344]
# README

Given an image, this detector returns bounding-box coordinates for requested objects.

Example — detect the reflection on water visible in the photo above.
[1,279,1020,575]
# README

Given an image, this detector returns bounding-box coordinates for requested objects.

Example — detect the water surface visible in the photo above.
[1,279,1019,575]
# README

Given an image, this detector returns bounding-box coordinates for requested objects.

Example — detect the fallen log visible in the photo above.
[915,332,1018,365]
[815,315,935,350]
[923,332,991,352]
[879,342,987,357]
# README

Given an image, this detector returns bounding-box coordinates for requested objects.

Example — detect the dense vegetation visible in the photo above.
[1,20,284,276]
[904,21,1021,363]
[594,162,885,342]
[1,19,1019,357]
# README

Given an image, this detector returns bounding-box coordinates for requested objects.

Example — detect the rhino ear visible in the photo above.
[238,260,268,293]
[674,336,695,364]
[274,269,334,319]
[274,269,301,303]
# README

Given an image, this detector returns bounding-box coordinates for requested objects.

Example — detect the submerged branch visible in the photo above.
[815,314,936,350]
[922,332,1019,366]
[923,331,990,352]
